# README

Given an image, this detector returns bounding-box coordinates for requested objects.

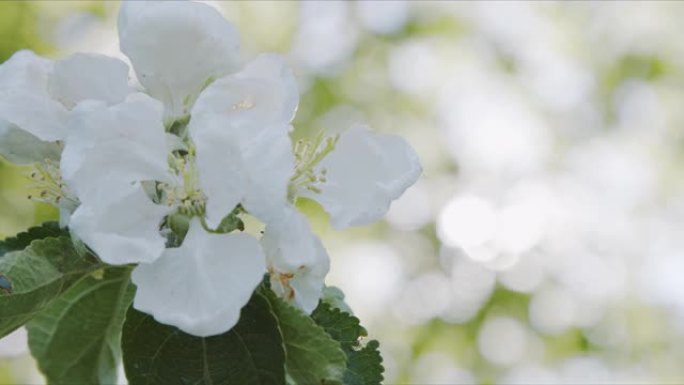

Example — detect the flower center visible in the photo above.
[159,147,206,216]
[268,265,309,301]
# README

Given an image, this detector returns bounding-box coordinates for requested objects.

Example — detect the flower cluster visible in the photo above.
[0,1,421,337]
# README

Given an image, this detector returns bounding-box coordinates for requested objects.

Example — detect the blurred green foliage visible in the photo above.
[0,2,52,62]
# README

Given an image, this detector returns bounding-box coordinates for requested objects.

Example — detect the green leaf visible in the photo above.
[122,292,285,385]
[312,303,384,385]
[262,290,346,385]
[311,304,367,350]
[0,236,98,338]
[342,340,383,385]
[0,222,65,256]
[27,267,134,385]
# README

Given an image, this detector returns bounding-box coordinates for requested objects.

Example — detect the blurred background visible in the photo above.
[2,1,684,384]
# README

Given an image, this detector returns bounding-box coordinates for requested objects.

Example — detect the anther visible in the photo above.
[232,99,255,111]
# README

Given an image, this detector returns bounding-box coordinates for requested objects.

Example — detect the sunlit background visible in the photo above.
[2,1,684,384]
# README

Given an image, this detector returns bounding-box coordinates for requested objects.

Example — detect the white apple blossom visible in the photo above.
[58,1,297,336]
[0,0,422,337]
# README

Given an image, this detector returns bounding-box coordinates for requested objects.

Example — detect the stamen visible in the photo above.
[232,97,255,111]
[162,147,207,217]
[26,160,78,208]
[288,130,339,200]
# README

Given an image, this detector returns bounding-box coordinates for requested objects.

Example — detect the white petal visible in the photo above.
[0,118,60,164]
[192,121,294,226]
[262,207,330,313]
[239,54,299,123]
[301,126,422,229]
[0,50,51,88]
[47,53,130,109]
[118,0,240,122]
[261,207,317,269]
[191,54,298,130]
[61,93,171,202]
[240,124,294,223]
[132,219,266,337]
[0,50,67,141]
[285,238,329,314]
[70,183,170,265]
[191,122,245,228]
